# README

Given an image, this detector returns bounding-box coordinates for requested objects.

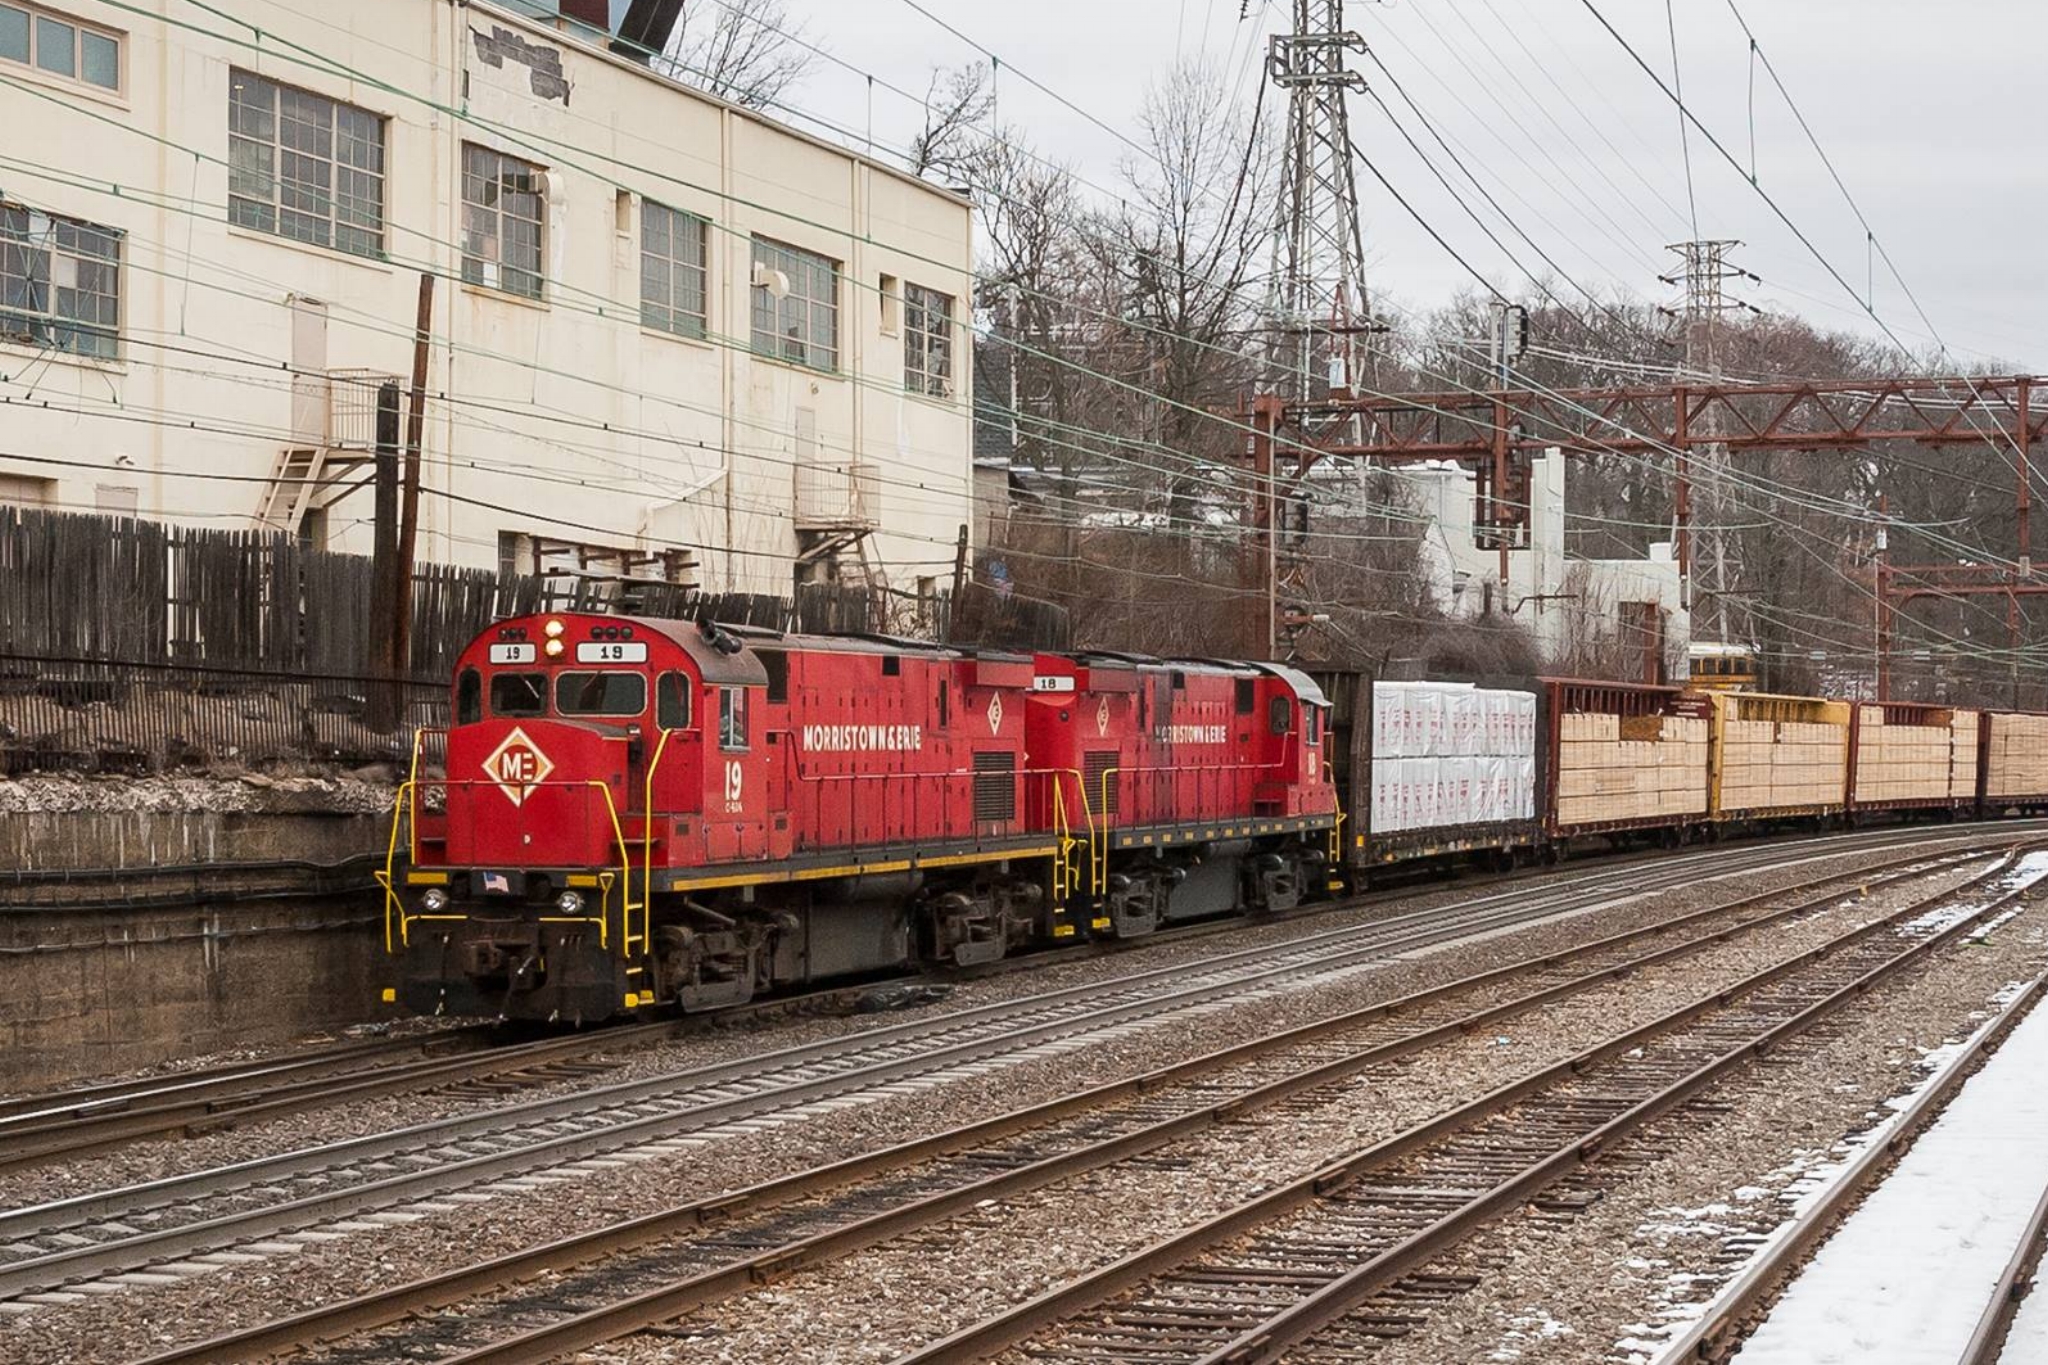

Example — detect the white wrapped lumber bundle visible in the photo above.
[1370,682,1536,834]
[1554,709,1707,826]
[1853,705,1972,805]
[1984,712,2048,800]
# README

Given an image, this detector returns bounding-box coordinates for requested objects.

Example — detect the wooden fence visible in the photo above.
[0,507,1068,771]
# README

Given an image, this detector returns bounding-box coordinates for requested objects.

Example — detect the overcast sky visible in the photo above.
[771,0,2042,370]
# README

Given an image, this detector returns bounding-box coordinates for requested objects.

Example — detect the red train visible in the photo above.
[385,612,1341,1020]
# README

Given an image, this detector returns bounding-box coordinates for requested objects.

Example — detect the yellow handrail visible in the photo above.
[1096,765,1119,895]
[587,778,633,952]
[638,727,676,957]
[1050,766,1098,903]
[380,779,414,953]
[1324,758,1347,872]
[385,777,632,951]
[403,726,437,864]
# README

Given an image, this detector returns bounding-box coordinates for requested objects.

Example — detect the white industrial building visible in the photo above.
[0,0,975,595]
[1397,451,1691,675]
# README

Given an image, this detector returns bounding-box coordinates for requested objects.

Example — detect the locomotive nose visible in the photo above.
[443,719,635,870]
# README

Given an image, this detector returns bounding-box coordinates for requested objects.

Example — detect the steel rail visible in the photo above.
[0,1021,675,1175]
[898,846,2045,1365]
[133,847,2000,1364]
[0,873,1702,1301]
[1961,1165,2048,1365]
[0,822,2006,1175]
[0,828,2006,1307]
[0,830,1874,1268]
[0,1026,497,1127]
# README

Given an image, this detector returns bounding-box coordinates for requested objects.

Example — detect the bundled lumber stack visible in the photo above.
[1950,710,1980,799]
[1720,718,1847,812]
[1854,706,1971,805]
[1986,713,2048,800]
[1554,710,1707,826]
[1369,682,1538,834]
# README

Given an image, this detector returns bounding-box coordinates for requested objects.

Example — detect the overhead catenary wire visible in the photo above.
[12,0,2031,671]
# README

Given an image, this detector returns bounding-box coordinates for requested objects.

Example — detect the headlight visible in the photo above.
[421,887,450,913]
[556,890,585,915]
[544,637,565,657]
[544,618,565,638]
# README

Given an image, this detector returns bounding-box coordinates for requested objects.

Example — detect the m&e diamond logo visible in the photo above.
[482,726,554,806]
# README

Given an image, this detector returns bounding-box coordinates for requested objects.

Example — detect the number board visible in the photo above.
[576,641,649,664]
[488,643,537,664]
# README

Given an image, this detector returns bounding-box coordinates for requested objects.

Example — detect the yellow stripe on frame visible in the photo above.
[404,871,449,885]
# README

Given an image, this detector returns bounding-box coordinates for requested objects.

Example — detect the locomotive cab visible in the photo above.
[395,612,760,1022]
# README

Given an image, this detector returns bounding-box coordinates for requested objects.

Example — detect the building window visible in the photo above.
[640,201,708,340]
[750,237,838,372]
[0,472,55,505]
[0,3,120,92]
[904,283,954,398]
[228,70,386,258]
[0,201,120,358]
[461,144,545,300]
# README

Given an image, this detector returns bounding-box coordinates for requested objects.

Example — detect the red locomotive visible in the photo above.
[384,612,1341,1021]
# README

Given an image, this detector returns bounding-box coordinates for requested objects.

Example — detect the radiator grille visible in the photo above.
[972,750,1017,822]
[1084,749,1119,816]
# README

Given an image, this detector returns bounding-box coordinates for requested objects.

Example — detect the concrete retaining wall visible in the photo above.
[1,894,386,1088]
[0,775,400,1089]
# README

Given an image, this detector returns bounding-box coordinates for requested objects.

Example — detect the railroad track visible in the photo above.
[2,822,2019,1179]
[128,845,2016,1362]
[1647,941,2048,1365]
[0,826,1976,1309]
[888,846,2046,1365]
[0,1024,646,1176]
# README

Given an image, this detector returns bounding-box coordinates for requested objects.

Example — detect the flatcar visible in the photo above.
[383,613,1340,1021]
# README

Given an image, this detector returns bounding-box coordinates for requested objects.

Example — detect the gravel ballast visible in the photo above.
[544,860,2013,1365]
[0,834,2015,1362]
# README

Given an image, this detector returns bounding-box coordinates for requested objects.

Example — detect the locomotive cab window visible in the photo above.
[556,671,646,717]
[490,671,547,717]
[719,687,750,751]
[456,667,482,725]
[656,672,691,730]
[1268,695,1293,735]
[1306,705,1323,747]
[1235,677,1256,714]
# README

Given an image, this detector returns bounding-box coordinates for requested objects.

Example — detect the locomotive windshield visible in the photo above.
[556,671,647,717]
[490,672,547,717]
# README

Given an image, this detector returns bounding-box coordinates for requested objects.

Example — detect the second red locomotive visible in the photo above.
[384,613,1341,1021]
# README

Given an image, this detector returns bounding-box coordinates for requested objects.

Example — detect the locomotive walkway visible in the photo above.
[117,838,2023,1363]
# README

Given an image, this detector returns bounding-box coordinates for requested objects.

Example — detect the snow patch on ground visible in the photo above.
[1487,1307,1576,1360]
[1613,969,2048,1365]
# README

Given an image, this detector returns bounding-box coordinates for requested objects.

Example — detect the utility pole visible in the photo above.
[393,273,435,683]
[368,380,402,731]
[1484,302,1529,601]
[1662,240,1757,647]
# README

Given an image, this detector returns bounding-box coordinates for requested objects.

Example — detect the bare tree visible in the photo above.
[662,0,815,110]
[908,63,994,182]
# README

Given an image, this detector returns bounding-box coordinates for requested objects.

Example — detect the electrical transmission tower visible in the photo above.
[1245,1,1378,659]
[1662,239,1757,646]
[1264,0,1374,402]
